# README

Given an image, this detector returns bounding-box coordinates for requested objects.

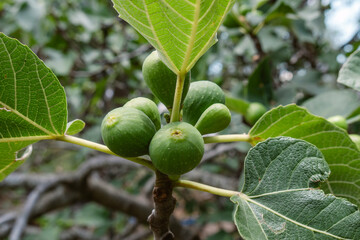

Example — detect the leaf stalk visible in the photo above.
[203,134,252,144]
[174,179,241,198]
[170,72,186,122]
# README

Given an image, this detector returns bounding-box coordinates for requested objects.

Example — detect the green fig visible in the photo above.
[183,81,225,126]
[327,115,348,130]
[101,107,156,157]
[195,103,231,135]
[350,134,360,150]
[142,51,191,109]
[149,122,204,176]
[124,97,161,130]
[245,102,267,125]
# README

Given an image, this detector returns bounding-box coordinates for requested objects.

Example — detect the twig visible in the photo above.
[0,212,17,226]
[86,173,151,223]
[9,181,57,240]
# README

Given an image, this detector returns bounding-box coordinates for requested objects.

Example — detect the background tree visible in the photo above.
[0,0,360,239]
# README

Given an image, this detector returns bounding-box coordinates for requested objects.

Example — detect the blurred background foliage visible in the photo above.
[0,0,359,239]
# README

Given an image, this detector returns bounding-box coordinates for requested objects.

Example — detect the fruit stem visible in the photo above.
[174,179,240,198]
[56,135,156,171]
[170,72,186,122]
[203,134,252,144]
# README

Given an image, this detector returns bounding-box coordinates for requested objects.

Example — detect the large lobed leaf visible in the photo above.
[112,0,235,74]
[232,137,360,239]
[338,49,360,92]
[249,104,360,206]
[0,33,68,181]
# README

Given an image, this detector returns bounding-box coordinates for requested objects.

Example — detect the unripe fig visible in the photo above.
[327,115,348,130]
[183,81,225,126]
[149,122,204,176]
[245,102,267,125]
[195,103,231,135]
[142,51,191,109]
[124,97,161,130]
[350,134,360,150]
[101,107,156,157]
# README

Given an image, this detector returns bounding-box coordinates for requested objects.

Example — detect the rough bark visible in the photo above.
[148,171,176,240]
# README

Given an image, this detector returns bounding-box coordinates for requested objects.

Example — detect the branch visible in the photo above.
[9,181,58,240]
[1,155,202,240]
[147,171,176,240]
[86,173,151,223]
[0,185,83,239]
[249,32,265,60]
[87,173,195,240]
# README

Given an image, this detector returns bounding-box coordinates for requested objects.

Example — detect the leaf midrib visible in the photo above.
[0,135,55,142]
[241,193,348,239]
[181,0,200,73]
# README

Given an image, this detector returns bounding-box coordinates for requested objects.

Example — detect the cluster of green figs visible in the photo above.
[101,51,231,176]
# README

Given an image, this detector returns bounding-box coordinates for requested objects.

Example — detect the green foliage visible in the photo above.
[338,49,360,91]
[225,95,250,115]
[65,119,86,135]
[0,33,67,180]
[1,0,360,239]
[302,90,360,119]
[250,104,360,206]
[232,137,360,239]
[247,57,273,105]
[112,0,235,73]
